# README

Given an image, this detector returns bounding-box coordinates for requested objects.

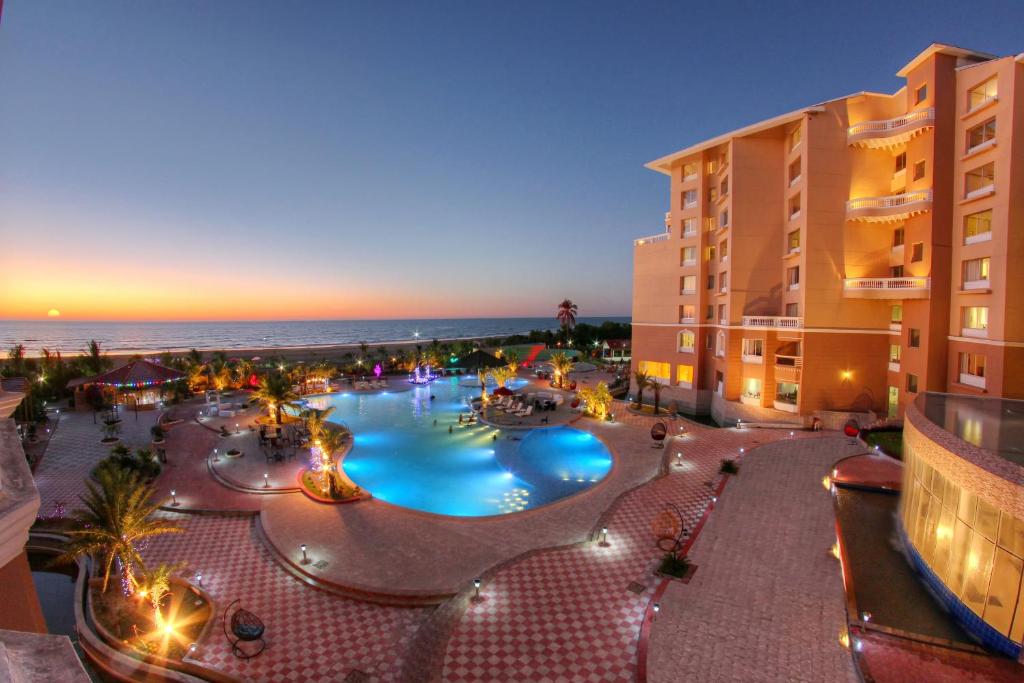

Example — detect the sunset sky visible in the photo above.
[2,1,1023,321]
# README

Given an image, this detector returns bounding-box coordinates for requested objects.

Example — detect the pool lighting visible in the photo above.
[235,423,240,434]
[830,542,841,560]
[822,475,832,491]
[170,489,179,507]
[739,447,745,455]
[300,544,309,564]
[188,643,198,656]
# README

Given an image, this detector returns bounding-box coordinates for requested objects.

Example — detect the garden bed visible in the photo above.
[862,428,903,459]
[298,469,370,504]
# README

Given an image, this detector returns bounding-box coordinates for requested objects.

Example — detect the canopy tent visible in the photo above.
[70,359,185,411]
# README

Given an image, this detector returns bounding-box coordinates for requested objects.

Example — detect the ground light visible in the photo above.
[212,448,219,463]
[473,578,481,601]
[600,527,609,546]
[300,544,309,564]
[170,489,179,507]
[653,603,660,614]
[263,473,270,488]
[196,573,203,588]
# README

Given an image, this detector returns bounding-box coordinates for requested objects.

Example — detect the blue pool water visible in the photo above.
[301,378,612,516]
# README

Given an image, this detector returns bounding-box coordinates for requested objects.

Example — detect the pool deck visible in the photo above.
[257,412,668,601]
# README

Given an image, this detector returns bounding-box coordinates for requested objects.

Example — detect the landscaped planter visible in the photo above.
[297,469,370,505]
[225,448,243,459]
[99,437,120,445]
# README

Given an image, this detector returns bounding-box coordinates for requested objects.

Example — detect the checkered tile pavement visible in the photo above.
[33,410,158,518]
[143,514,428,682]
[441,416,798,682]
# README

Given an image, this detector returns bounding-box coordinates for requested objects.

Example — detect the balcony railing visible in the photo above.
[842,277,930,299]
[742,316,804,329]
[847,107,935,148]
[846,190,933,223]
[634,231,671,247]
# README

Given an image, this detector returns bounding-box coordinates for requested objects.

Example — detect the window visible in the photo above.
[681,275,696,293]
[785,302,799,317]
[889,344,902,363]
[964,210,992,243]
[705,216,717,232]
[913,160,926,181]
[965,162,995,196]
[706,274,715,290]
[705,305,713,320]
[968,78,997,110]
[891,264,905,277]
[681,246,696,265]
[743,377,762,399]
[915,84,927,104]
[909,328,920,347]
[895,152,907,173]
[705,333,713,349]
[683,190,698,206]
[720,240,728,260]
[959,352,986,379]
[678,330,695,352]
[717,304,726,323]
[893,227,905,248]
[638,361,671,384]
[706,245,716,261]
[786,266,800,290]
[789,195,801,219]
[680,304,695,322]
[776,381,798,404]
[963,306,989,333]
[682,217,697,236]
[720,209,729,227]
[676,364,694,387]
[742,339,763,357]
[963,257,990,287]
[787,230,800,253]
[789,159,801,184]
[715,331,726,357]
[891,305,903,325]
[967,119,996,152]
[720,178,729,196]
[906,373,919,393]
[682,162,698,179]
[708,186,718,203]
[789,126,801,152]
[718,272,728,292]
[911,242,924,263]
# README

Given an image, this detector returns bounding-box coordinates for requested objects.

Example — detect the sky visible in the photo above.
[1,1,1023,322]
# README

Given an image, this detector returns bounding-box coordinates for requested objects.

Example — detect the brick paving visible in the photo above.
[646,434,861,683]
[32,408,158,518]
[853,628,1024,683]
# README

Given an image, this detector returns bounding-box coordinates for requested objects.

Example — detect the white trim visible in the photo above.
[958,373,986,389]
[631,321,893,335]
[947,336,1024,348]
[961,327,988,338]
[964,231,992,245]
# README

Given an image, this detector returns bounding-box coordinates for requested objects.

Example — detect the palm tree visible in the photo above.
[633,369,651,408]
[549,351,573,388]
[209,362,232,410]
[489,365,516,389]
[579,381,613,420]
[136,561,182,615]
[186,348,203,367]
[57,467,182,594]
[5,344,26,377]
[187,363,209,392]
[252,373,299,425]
[81,339,110,376]
[316,427,348,496]
[556,299,578,341]
[650,379,664,414]
[302,406,336,444]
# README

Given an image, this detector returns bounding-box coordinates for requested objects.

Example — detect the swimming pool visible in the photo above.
[301,378,612,516]
[456,375,532,391]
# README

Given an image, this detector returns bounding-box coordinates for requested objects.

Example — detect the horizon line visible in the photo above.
[0,314,632,324]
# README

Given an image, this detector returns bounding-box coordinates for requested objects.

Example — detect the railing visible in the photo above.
[634,231,671,247]
[847,107,935,144]
[846,190,932,213]
[844,277,929,291]
[742,316,804,329]
[679,316,696,324]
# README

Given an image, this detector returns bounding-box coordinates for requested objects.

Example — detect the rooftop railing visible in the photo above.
[634,231,671,247]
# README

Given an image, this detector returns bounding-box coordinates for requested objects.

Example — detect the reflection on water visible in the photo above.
[29,552,77,638]
[919,393,1024,465]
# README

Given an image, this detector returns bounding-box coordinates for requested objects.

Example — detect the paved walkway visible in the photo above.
[646,435,861,683]
[33,409,158,518]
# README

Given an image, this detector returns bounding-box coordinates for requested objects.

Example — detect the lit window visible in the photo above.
[965,162,995,196]
[963,210,991,243]
[706,245,716,261]
[708,187,718,203]
[681,275,697,293]
[962,257,990,286]
[676,364,694,387]
[967,119,996,152]
[915,84,927,104]
[681,246,696,264]
[968,78,997,110]
[962,306,989,331]
[889,344,902,363]
[638,361,670,383]
[720,240,728,260]
[959,352,986,378]
[787,230,800,253]
[891,305,903,324]
[678,330,696,352]
[681,304,695,321]
[913,160,926,181]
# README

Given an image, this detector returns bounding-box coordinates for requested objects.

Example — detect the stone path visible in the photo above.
[32,409,157,518]
[646,435,861,683]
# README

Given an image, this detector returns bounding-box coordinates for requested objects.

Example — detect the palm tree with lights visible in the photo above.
[252,372,300,425]
[556,299,578,344]
[549,351,573,389]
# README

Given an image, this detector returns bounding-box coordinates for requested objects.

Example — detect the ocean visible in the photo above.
[0,317,631,357]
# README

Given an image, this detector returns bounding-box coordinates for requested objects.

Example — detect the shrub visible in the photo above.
[719,459,739,475]
[150,425,165,441]
[658,553,691,578]
[94,447,161,482]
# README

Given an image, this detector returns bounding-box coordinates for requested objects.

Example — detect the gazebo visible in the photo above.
[70,359,186,412]
[452,349,506,374]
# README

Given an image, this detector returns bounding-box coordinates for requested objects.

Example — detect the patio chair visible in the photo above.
[516,405,533,418]
[223,599,266,659]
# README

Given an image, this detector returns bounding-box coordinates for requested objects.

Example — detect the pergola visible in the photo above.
[70,359,186,411]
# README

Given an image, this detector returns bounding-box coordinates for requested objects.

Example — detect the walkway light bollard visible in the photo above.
[213,448,219,463]
[789,431,794,438]
[675,452,682,467]
[235,423,240,434]
[473,578,482,602]
[300,544,309,564]
[188,643,197,656]
[170,489,179,507]
[196,573,203,587]
[264,473,270,488]
[652,602,660,616]
[599,526,609,547]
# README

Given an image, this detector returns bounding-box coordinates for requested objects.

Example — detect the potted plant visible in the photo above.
[100,418,122,444]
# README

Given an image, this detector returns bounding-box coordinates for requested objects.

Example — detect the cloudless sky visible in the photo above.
[1,1,1022,321]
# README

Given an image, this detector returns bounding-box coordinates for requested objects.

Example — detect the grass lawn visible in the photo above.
[865,430,903,459]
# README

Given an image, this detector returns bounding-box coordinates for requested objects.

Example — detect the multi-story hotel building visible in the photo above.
[632,44,1024,425]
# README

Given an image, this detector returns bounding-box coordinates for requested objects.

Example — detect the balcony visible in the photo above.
[679,316,696,324]
[774,356,802,383]
[959,373,986,389]
[842,277,930,299]
[664,211,672,228]
[634,231,670,247]
[847,107,935,148]
[742,316,804,330]
[741,353,763,365]
[888,361,901,373]
[846,190,933,223]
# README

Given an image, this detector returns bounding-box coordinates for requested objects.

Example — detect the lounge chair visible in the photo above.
[516,405,533,418]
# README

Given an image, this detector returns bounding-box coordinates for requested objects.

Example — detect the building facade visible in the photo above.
[632,44,1024,424]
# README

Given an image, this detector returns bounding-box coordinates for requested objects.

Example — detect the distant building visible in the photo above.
[632,44,1024,425]
[600,339,631,363]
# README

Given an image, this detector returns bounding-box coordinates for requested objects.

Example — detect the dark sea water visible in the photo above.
[0,317,630,356]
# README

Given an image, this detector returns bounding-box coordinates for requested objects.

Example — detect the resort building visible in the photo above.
[632,43,1024,424]
[600,339,631,363]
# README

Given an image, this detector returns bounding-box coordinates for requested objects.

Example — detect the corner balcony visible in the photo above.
[847,107,934,149]
[846,190,932,223]
[842,277,930,299]
[742,316,803,330]
[634,231,670,247]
